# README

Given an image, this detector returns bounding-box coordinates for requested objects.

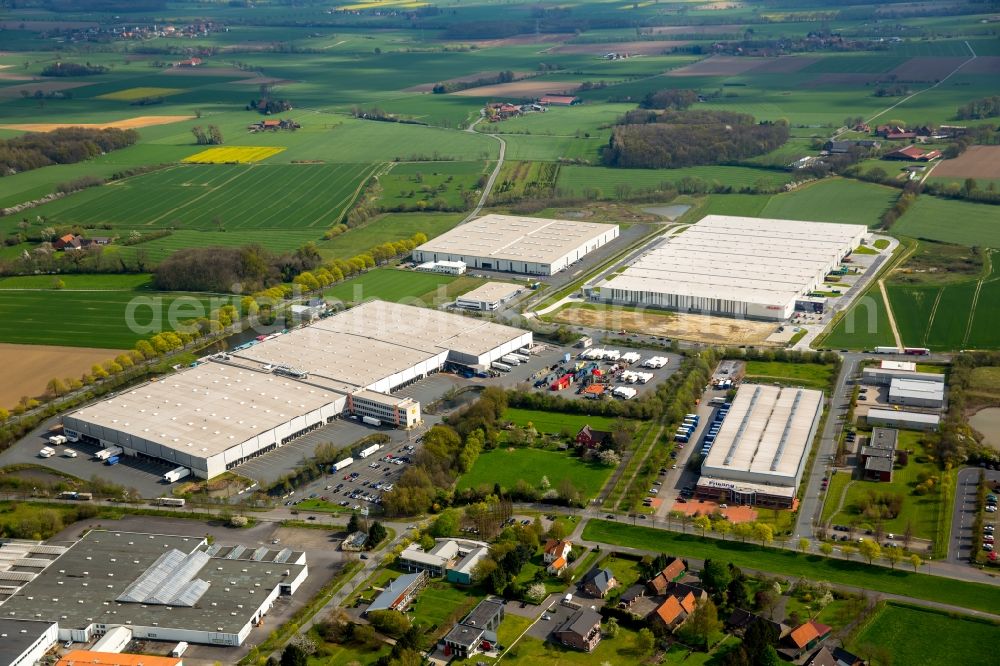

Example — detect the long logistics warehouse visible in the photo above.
[587,215,868,320]
[63,300,532,479]
[412,214,619,276]
[695,384,824,508]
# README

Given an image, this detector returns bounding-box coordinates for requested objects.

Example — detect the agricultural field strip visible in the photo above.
[143,165,253,226]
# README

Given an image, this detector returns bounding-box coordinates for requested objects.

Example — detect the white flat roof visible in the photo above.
[67,301,528,458]
[702,384,823,484]
[415,214,617,265]
[868,408,941,424]
[457,281,523,304]
[890,378,944,396]
[881,360,917,371]
[599,215,866,306]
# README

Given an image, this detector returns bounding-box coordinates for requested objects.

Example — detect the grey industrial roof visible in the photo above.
[598,215,866,306]
[696,476,797,498]
[443,622,485,649]
[865,456,894,473]
[862,368,945,383]
[0,618,55,664]
[869,427,898,450]
[462,598,503,628]
[415,214,617,264]
[366,573,424,613]
[889,378,945,400]
[456,281,523,304]
[702,384,823,484]
[868,409,941,425]
[0,531,306,635]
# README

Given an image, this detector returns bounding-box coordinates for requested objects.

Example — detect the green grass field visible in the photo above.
[324,268,483,304]
[502,408,623,434]
[10,163,377,234]
[848,603,997,665]
[457,448,613,500]
[894,196,1000,249]
[821,289,897,350]
[109,229,325,262]
[0,290,218,348]
[743,360,835,391]
[556,165,793,198]
[581,520,1000,615]
[379,161,487,211]
[759,179,899,227]
[0,274,153,290]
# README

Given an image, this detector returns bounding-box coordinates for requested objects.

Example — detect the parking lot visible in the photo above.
[950,467,1000,564]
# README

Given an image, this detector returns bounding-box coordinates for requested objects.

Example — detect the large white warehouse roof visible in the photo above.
[701,383,824,487]
[414,214,617,265]
[595,215,867,315]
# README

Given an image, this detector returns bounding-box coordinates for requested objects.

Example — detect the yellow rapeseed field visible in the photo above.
[182,146,286,164]
[98,87,184,101]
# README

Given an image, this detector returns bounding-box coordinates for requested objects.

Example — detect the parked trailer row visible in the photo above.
[500,354,522,366]
[331,457,354,473]
[491,361,512,372]
[642,356,669,369]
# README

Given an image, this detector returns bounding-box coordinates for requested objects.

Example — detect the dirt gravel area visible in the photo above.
[666,55,764,77]
[888,57,968,81]
[0,343,123,406]
[0,115,195,131]
[748,56,820,74]
[404,70,532,93]
[551,306,778,345]
[0,80,90,97]
[931,145,1000,179]
[550,40,689,55]
[451,80,580,97]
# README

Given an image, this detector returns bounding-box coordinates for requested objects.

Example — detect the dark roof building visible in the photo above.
[364,571,426,615]
[553,608,602,652]
[442,598,505,659]
[806,645,866,666]
[0,619,59,666]
[576,425,612,448]
[580,568,617,598]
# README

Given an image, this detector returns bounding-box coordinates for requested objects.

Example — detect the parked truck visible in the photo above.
[38,446,55,458]
[63,448,78,458]
[873,346,903,354]
[170,642,189,658]
[95,446,123,461]
[500,354,521,366]
[358,444,381,459]
[331,457,354,473]
[48,434,67,446]
[106,455,120,466]
[155,497,186,507]
[362,416,381,427]
[163,467,191,483]
[491,362,512,372]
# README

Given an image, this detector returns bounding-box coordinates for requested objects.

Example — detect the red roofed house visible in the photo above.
[784,620,832,658]
[654,590,697,631]
[885,145,941,161]
[53,233,82,251]
[543,539,572,564]
[875,124,916,140]
[547,555,568,575]
[539,95,580,106]
[647,557,686,595]
[576,425,612,449]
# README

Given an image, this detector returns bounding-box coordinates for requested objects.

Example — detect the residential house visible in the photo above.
[340,531,368,551]
[442,598,505,659]
[553,608,603,652]
[654,590,697,631]
[579,567,617,598]
[665,581,708,603]
[543,539,572,564]
[173,57,202,67]
[725,609,790,639]
[576,425,612,449]
[546,556,568,576]
[539,95,580,106]
[364,571,427,615]
[783,620,832,659]
[52,234,82,251]
[875,125,916,140]
[884,145,941,161]
[806,645,867,666]
[853,123,871,133]
[647,557,686,594]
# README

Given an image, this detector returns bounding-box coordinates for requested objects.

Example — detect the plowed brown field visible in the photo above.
[0,343,124,407]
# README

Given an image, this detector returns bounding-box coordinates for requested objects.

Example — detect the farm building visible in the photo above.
[695,384,824,508]
[412,214,619,276]
[588,215,867,320]
[0,530,307,648]
[866,408,940,431]
[455,282,524,311]
[888,378,945,408]
[63,301,530,479]
[884,145,941,161]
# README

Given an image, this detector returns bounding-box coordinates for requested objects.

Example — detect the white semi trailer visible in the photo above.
[163,467,191,483]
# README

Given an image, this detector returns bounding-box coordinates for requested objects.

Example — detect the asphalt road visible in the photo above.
[794,352,860,541]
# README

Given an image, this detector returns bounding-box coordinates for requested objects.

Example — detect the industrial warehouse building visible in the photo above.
[63,300,531,479]
[455,281,524,311]
[0,531,307,647]
[412,214,619,276]
[0,619,58,666]
[888,378,945,408]
[861,367,945,387]
[588,215,868,320]
[696,384,824,508]
[867,408,940,431]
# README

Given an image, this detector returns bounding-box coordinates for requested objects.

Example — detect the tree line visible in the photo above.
[41,62,108,77]
[0,127,138,177]
[956,96,1000,120]
[602,110,789,169]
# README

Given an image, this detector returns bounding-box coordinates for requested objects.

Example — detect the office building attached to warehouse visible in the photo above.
[412,214,619,276]
[63,301,531,479]
[695,384,824,508]
[587,215,868,320]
